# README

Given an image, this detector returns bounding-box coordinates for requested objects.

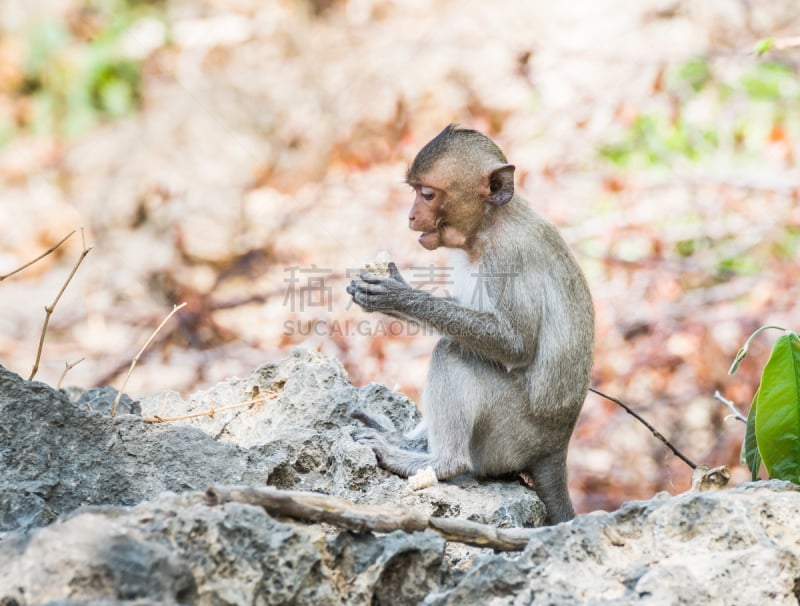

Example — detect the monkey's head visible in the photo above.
[405,124,516,251]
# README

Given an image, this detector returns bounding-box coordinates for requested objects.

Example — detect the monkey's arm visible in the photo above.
[347,264,536,368]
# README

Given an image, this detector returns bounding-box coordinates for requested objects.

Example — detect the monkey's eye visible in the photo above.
[420,187,435,201]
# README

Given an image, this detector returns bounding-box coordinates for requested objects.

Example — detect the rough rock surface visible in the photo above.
[0,349,544,539]
[429,481,800,605]
[0,492,449,606]
[2,349,800,604]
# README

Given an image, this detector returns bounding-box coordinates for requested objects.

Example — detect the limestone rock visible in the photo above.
[0,491,447,605]
[0,349,546,540]
[4,349,799,604]
[428,481,800,605]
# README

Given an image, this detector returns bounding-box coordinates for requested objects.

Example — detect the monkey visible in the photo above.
[346,124,594,524]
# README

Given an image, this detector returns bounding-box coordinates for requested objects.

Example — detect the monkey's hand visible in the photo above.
[346,262,411,313]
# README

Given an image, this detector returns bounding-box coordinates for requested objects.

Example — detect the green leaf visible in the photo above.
[672,57,712,92]
[754,333,800,482]
[741,388,761,481]
[754,38,775,57]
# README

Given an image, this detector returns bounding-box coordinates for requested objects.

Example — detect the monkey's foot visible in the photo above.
[352,427,402,472]
[352,427,469,480]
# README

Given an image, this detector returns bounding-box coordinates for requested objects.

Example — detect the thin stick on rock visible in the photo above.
[111,302,187,417]
[0,230,75,282]
[29,230,93,381]
[143,395,273,423]
[57,357,85,389]
[589,387,698,469]
[205,485,537,552]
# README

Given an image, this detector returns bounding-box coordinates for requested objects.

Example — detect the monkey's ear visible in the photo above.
[485,164,515,206]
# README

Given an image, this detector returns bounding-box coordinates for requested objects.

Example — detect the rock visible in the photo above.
[5,349,800,604]
[0,349,546,539]
[0,368,271,535]
[76,385,140,415]
[427,481,800,605]
[136,349,547,529]
[138,351,420,448]
[0,491,447,605]
[0,499,199,605]
[331,529,447,606]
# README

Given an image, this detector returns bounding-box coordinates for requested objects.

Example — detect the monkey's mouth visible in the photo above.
[417,231,439,250]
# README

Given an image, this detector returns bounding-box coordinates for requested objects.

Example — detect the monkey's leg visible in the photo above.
[528,450,575,524]
[354,429,468,479]
[400,419,428,451]
[352,340,473,480]
[405,341,472,479]
[354,406,469,480]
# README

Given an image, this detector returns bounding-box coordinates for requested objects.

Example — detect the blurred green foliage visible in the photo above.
[599,56,800,168]
[754,38,775,57]
[0,0,165,147]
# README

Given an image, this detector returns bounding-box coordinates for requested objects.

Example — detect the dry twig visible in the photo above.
[57,357,85,389]
[111,302,187,417]
[29,230,93,381]
[143,394,274,423]
[713,390,747,423]
[0,230,75,282]
[205,485,537,552]
[589,387,698,469]
[773,36,800,51]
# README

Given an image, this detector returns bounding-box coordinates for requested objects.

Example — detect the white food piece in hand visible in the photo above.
[362,250,391,277]
[407,466,438,490]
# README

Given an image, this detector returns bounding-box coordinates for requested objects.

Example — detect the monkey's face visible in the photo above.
[405,142,514,252]
[407,181,482,251]
[408,184,446,250]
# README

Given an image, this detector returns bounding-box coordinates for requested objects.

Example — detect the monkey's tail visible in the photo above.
[524,451,575,525]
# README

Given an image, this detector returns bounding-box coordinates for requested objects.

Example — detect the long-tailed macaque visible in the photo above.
[346,125,594,524]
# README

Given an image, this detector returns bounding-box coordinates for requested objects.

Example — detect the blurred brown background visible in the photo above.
[1,0,799,514]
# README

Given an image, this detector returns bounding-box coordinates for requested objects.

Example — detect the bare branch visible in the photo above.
[29,230,93,380]
[57,357,85,389]
[0,230,75,282]
[755,36,800,54]
[773,36,800,50]
[713,390,747,423]
[205,485,536,551]
[111,302,187,417]
[143,394,275,423]
[589,387,698,470]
